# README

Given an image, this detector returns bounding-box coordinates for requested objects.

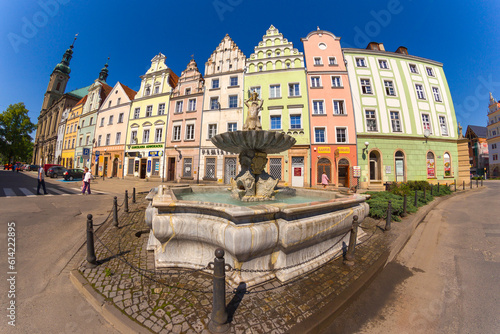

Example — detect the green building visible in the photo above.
[344,43,458,188]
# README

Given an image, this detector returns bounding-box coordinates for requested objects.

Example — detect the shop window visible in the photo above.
[444,153,451,176]
[427,152,435,178]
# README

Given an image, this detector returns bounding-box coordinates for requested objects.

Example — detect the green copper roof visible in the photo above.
[67,85,90,99]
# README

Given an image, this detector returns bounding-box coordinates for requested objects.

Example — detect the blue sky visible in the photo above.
[1,0,499,138]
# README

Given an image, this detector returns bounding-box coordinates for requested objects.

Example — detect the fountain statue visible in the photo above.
[211,92,296,201]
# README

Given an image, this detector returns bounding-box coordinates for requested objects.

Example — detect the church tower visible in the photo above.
[41,35,77,111]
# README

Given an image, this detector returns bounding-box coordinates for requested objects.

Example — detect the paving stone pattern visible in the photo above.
[78,195,388,333]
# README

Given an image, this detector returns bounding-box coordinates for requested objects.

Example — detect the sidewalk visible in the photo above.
[70,184,486,333]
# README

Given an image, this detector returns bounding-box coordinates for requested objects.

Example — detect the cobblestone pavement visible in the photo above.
[76,192,389,334]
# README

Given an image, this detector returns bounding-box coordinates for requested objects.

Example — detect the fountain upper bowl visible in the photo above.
[210,130,296,154]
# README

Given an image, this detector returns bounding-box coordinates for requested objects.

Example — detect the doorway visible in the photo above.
[369,151,381,181]
[338,158,350,187]
[112,158,118,177]
[140,158,147,179]
[395,151,405,182]
[317,158,332,185]
[167,157,176,181]
[291,156,304,187]
[224,157,237,184]
[103,157,108,177]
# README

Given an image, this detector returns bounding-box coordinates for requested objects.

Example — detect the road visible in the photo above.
[0,170,154,333]
[324,181,500,334]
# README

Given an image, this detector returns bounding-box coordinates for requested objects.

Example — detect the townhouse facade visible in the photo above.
[124,53,178,179]
[465,125,489,177]
[199,35,246,183]
[165,59,205,182]
[61,95,86,168]
[487,93,500,177]
[55,106,70,165]
[302,29,357,188]
[344,43,458,188]
[93,82,136,178]
[245,25,310,187]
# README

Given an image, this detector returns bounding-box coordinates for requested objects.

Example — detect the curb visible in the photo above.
[70,269,152,334]
[290,186,485,334]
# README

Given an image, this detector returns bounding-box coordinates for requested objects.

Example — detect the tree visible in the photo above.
[0,103,36,164]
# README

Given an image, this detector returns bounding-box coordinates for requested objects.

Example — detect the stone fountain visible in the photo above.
[144,92,369,288]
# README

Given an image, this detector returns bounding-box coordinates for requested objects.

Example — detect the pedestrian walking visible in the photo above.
[82,167,92,195]
[321,172,330,189]
[37,166,48,195]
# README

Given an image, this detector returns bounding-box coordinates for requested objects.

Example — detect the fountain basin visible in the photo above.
[145,186,369,288]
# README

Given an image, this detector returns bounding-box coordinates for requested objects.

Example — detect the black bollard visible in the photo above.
[208,248,230,333]
[437,182,440,193]
[385,201,392,231]
[133,187,136,204]
[124,190,129,213]
[463,180,465,190]
[113,196,118,227]
[86,214,97,268]
[414,189,418,207]
[402,194,407,217]
[454,179,457,192]
[344,215,359,266]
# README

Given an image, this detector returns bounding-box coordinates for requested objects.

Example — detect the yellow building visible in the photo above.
[124,53,178,179]
[61,96,87,168]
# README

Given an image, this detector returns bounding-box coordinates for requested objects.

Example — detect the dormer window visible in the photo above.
[145,86,151,96]
[185,88,191,95]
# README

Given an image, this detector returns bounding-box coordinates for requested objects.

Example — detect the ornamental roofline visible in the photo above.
[342,48,443,67]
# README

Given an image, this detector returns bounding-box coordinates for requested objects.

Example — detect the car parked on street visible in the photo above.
[28,164,39,171]
[42,164,62,176]
[47,166,67,178]
[63,168,85,181]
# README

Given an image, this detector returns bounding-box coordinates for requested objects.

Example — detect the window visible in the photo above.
[175,101,183,113]
[158,103,165,115]
[493,154,498,161]
[154,86,160,94]
[173,125,181,141]
[311,77,321,88]
[143,129,150,143]
[269,158,282,180]
[333,100,345,115]
[86,136,90,145]
[432,87,442,102]
[115,132,121,144]
[315,128,326,143]
[270,84,281,98]
[100,118,105,127]
[81,120,85,127]
[96,136,100,147]
[492,143,497,149]
[210,97,219,110]
[314,57,322,65]
[183,158,193,177]
[422,114,432,133]
[108,101,112,108]
[131,131,137,143]
[155,128,162,142]
[384,81,396,96]
[250,86,261,98]
[79,136,83,146]
[313,100,325,114]
[289,83,300,97]
[328,57,337,65]
[331,76,342,87]
[127,158,134,175]
[356,58,366,67]
[118,113,124,123]
[208,124,217,139]
[270,115,281,130]
[439,116,448,136]
[415,84,425,99]
[90,117,93,125]
[106,134,110,146]
[365,110,378,131]
[259,65,263,71]
[290,115,301,129]
[427,152,435,178]
[230,77,238,86]
[108,115,114,125]
[229,95,238,108]
[426,67,434,76]
[409,64,418,74]
[212,79,219,89]
[390,111,402,132]
[146,105,153,117]
[205,158,216,179]
[379,60,389,69]
[361,79,372,94]
[227,122,237,132]
[336,128,347,143]
[185,88,191,95]
[186,124,195,140]
[117,98,121,105]
[188,99,196,111]
[145,87,151,96]
[134,108,140,119]
[444,153,451,176]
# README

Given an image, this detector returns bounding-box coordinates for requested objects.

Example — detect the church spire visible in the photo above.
[53,34,77,75]
[98,57,109,82]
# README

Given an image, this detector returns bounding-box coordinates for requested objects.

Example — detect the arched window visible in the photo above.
[426,152,435,178]
[395,151,405,182]
[317,158,332,184]
[444,153,451,176]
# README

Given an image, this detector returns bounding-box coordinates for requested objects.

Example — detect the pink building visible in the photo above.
[302,29,357,188]
[165,59,205,182]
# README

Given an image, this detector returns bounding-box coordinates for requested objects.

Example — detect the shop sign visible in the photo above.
[318,147,331,154]
[427,159,435,177]
[294,167,302,176]
[353,166,361,178]
[130,144,163,149]
[147,160,151,173]
[149,151,162,157]
[338,147,350,154]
